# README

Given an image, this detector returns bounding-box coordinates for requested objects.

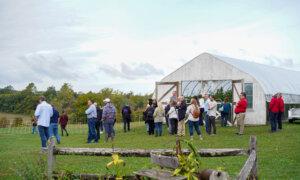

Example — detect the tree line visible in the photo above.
[0,83,152,123]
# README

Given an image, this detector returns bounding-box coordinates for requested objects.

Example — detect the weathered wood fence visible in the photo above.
[47,136,257,179]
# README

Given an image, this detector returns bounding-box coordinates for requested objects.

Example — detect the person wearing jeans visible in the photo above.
[34,96,53,151]
[168,100,178,135]
[153,102,165,137]
[85,100,98,143]
[49,106,60,144]
[186,98,203,140]
[102,98,117,142]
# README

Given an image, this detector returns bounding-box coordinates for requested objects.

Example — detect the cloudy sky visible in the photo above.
[1,0,300,94]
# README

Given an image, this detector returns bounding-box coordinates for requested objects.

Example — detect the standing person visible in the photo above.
[59,110,69,136]
[121,104,132,132]
[198,94,205,126]
[146,103,155,135]
[221,97,231,127]
[168,100,178,135]
[234,92,248,135]
[34,96,53,152]
[164,102,171,133]
[207,96,218,135]
[269,94,279,132]
[170,91,178,102]
[277,93,284,130]
[153,102,165,137]
[85,100,98,143]
[95,103,103,141]
[102,98,116,142]
[203,94,211,134]
[143,99,153,133]
[177,96,187,137]
[186,98,203,140]
[49,106,60,144]
[31,116,37,134]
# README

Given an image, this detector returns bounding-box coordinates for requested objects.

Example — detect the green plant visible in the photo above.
[106,153,126,179]
[13,155,46,180]
[173,140,202,180]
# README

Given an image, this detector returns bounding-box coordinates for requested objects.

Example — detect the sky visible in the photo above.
[1,0,300,94]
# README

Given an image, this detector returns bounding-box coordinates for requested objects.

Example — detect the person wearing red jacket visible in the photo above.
[234,92,248,135]
[269,94,279,132]
[277,93,284,130]
[59,110,69,136]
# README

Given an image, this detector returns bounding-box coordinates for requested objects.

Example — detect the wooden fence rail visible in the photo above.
[47,136,257,180]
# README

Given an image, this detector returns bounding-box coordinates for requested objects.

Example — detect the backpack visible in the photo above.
[192,105,200,118]
[104,105,116,121]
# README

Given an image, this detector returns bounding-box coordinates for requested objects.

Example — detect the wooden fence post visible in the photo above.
[249,136,257,180]
[47,137,55,179]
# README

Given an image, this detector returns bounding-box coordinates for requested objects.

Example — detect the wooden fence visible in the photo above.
[47,136,257,179]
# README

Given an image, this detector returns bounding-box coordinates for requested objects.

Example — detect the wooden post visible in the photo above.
[47,137,55,180]
[249,136,258,180]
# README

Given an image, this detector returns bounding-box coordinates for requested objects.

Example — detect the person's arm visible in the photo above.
[34,105,40,118]
[85,106,92,115]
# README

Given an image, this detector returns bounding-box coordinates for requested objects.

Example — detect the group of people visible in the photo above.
[33,96,69,151]
[269,93,285,132]
[143,91,249,139]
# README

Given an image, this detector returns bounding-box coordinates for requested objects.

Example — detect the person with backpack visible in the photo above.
[177,96,187,136]
[207,95,218,135]
[122,104,132,132]
[102,98,116,142]
[168,100,178,135]
[153,102,165,137]
[186,98,203,140]
[146,103,155,135]
[85,99,98,143]
[95,103,103,140]
[143,99,153,133]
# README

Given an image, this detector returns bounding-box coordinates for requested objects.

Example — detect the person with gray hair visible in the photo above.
[85,99,98,143]
[102,98,116,142]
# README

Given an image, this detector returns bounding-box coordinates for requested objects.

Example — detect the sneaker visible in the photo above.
[41,147,48,153]
[100,131,104,134]
[199,135,203,140]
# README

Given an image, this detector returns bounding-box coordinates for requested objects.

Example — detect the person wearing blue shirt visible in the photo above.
[49,106,60,144]
[85,99,98,143]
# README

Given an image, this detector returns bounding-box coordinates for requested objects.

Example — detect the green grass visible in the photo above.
[1,120,300,179]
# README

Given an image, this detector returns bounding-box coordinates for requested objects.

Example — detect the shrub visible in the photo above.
[12,117,23,127]
[0,117,10,128]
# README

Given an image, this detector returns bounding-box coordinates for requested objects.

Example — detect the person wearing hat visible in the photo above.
[102,98,116,142]
[85,99,98,143]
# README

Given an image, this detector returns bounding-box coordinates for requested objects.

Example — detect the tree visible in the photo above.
[43,86,57,102]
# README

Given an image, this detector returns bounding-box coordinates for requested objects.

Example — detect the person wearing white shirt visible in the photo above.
[208,96,218,135]
[34,96,53,151]
[85,99,98,143]
[186,98,203,140]
[168,100,178,135]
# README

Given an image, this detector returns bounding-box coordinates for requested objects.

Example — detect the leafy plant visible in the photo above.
[173,140,202,180]
[13,155,46,180]
[106,153,126,179]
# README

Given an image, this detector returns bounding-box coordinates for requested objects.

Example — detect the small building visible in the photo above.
[154,53,300,125]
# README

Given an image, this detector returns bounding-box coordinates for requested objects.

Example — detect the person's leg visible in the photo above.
[211,117,216,134]
[205,113,210,134]
[38,126,47,148]
[99,120,103,132]
[127,119,130,131]
[274,113,278,131]
[87,119,93,143]
[277,112,283,130]
[49,123,54,138]
[236,114,241,134]
[53,123,60,144]
[177,120,182,136]
[103,122,109,142]
[239,113,245,134]
[91,118,97,142]
[207,116,212,135]
[159,122,163,136]
[110,121,115,141]
[269,112,274,132]
[95,121,100,141]
[154,122,158,136]
[60,125,64,136]
[64,125,69,136]
[174,119,178,135]
[188,120,194,139]
[123,119,126,132]
[194,121,201,136]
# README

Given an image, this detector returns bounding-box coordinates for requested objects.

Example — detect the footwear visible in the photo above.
[41,147,48,153]
[100,131,104,134]
[199,135,203,140]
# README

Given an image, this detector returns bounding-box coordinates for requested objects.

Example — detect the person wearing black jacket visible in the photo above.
[122,104,132,132]
[177,96,187,136]
[95,103,103,141]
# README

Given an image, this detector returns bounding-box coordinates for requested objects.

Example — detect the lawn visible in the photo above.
[0,120,300,179]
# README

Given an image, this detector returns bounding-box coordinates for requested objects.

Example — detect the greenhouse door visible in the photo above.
[155,82,179,103]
